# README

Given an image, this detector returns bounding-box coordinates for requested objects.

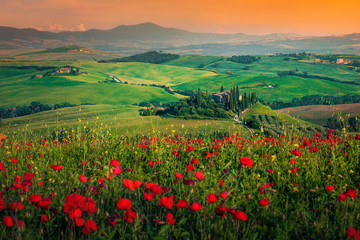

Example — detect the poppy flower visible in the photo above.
[24,172,35,181]
[174,173,183,179]
[0,162,5,171]
[75,217,85,227]
[2,216,14,227]
[189,202,202,211]
[338,193,347,202]
[233,211,247,221]
[116,198,132,210]
[347,227,360,240]
[186,164,195,171]
[258,199,270,206]
[220,192,228,199]
[194,172,205,181]
[192,158,198,165]
[290,159,296,164]
[29,194,42,205]
[215,206,227,217]
[183,179,193,185]
[165,212,175,225]
[0,199,6,211]
[266,169,274,174]
[207,194,218,203]
[150,185,163,195]
[176,200,188,209]
[82,220,98,234]
[111,167,122,175]
[123,179,142,191]
[345,189,357,198]
[158,196,174,209]
[11,158,18,163]
[110,159,120,167]
[8,202,23,211]
[41,214,49,223]
[79,175,90,183]
[16,220,25,228]
[148,161,155,167]
[325,185,334,192]
[143,192,155,201]
[50,165,63,171]
[290,150,302,156]
[240,157,253,168]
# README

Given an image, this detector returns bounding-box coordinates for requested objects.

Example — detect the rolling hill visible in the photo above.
[1,22,359,55]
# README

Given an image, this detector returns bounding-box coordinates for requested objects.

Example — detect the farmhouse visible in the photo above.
[336,58,352,64]
[56,68,71,74]
[33,75,43,78]
[213,91,231,103]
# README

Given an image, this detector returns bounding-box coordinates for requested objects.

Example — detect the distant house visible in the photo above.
[33,75,43,78]
[336,59,352,64]
[56,68,71,74]
[213,91,231,103]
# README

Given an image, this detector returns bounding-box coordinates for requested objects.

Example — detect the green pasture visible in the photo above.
[174,75,360,102]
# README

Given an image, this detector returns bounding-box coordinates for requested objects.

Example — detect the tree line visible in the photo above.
[107,51,180,64]
[0,102,91,119]
[227,55,261,64]
[264,94,360,109]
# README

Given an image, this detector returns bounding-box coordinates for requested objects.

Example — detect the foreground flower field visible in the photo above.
[1,127,360,239]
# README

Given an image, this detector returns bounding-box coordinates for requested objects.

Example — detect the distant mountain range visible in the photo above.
[0,22,359,56]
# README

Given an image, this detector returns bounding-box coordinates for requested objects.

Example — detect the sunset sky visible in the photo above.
[0,0,359,35]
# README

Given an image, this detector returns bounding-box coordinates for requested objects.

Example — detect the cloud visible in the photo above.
[49,23,74,32]
[77,23,86,31]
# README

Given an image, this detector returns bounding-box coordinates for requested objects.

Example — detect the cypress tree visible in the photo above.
[244,92,248,109]
[196,88,201,106]
[220,85,224,92]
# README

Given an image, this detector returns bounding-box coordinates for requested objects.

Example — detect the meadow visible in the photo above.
[1,120,360,239]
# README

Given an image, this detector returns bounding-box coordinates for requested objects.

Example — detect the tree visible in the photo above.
[220,85,224,92]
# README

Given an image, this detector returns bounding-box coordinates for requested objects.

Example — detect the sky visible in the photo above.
[0,0,359,36]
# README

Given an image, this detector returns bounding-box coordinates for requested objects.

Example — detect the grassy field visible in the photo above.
[276,103,360,126]
[0,104,246,138]
[174,74,360,102]
[1,115,360,239]
[165,56,360,83]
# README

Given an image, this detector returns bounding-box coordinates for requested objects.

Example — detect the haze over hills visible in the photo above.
[0,22,359,55]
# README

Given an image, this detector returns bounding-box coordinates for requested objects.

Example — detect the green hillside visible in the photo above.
[174,75,360,102]
[14,46,124,61]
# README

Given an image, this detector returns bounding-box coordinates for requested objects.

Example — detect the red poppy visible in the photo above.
[29,194,42,205]
[345,189,357,198]
[79,175,90,183]
[0,162,5,171]
[41,214,49,223]
[143,192,155,201]
[111,167,122,175]
[116,198,132,210]
[2,216,14,227]
[11,158,18,163]
[189,202,202,211]
[220,192,228,199]
[123,179,142,191]
[50,165,63,171]
[150,185,163,195]
[186,164,195,171]
[75,217,85,226]
[233,211,247,221]
[183,179,193,185]
[290,150,302,156]
[158,196,174,209]
[16,220,25,228]
[8,202,23,211]
[207,194,218,203]
[240,157,253,168]
[82,220,98,235]
[338,193,347,202]
[165,212,175,225]
[174,173,183,179]
[258,199,270,206]
[176,199,188,209]
[110,159,120,167]
[347,227,360,240]
[325,185,334,192]
[0,199,6,211]
[290,159,296,164]
[24,172,35,180]
[194,172,205,181]
[148,161,155,167]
